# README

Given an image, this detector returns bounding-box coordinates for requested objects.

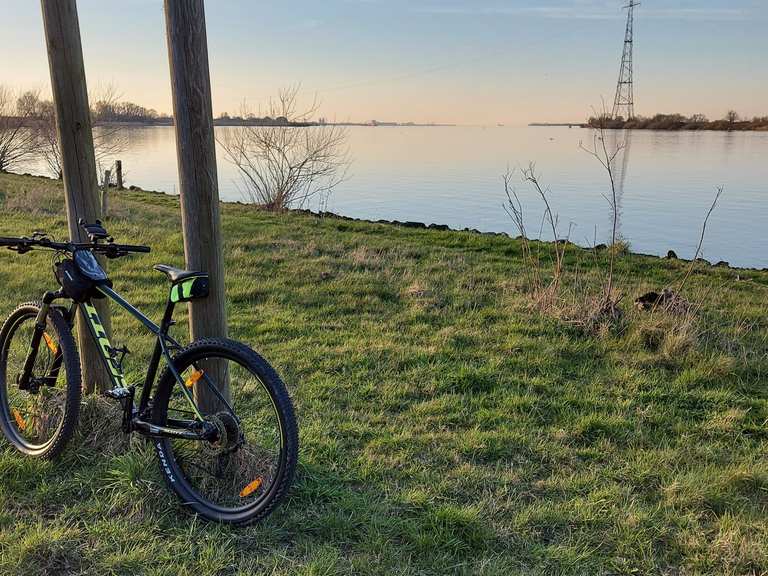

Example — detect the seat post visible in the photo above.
[160,299,176,335]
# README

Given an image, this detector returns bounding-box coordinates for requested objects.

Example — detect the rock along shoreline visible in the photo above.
[12,171,767,273]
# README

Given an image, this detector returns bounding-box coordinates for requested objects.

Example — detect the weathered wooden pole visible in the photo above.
[41,0,113,393]
[164,0,229,409]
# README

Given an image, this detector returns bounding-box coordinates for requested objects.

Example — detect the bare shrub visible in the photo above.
[502,113,639,334]
[678,186,724,294]
[502,164,570,309]
[218,85,350,211]
[0,86,39,172]
[632,185,724,342]
[503,168,539,293]
[536,258,629,334]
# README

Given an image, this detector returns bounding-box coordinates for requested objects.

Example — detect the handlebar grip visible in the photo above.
[97,243,151,254]
[0,237,24,247]
[117,244,151,253]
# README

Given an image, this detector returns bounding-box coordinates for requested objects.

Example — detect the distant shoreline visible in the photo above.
[529,122,768,132]
[95,120,457,128]
[528,123,587,128]
[531,114,768,132]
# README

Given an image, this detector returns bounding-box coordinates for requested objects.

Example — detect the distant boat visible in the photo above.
[497,123,504,127]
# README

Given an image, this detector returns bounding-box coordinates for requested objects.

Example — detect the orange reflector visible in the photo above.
[43,332,58,354]
[239,477,263,498]
[184,370,204,389]
[12,408,25,431]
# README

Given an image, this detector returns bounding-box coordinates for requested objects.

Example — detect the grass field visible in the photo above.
[0,171,767,575]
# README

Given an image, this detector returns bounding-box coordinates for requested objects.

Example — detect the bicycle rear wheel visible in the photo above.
[151,338,298,524]
[0,302,81,459]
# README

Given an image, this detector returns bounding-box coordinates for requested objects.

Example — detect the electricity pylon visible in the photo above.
[612,1,639,120]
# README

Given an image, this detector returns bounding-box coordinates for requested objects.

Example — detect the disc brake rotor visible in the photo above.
[202,411,242,456]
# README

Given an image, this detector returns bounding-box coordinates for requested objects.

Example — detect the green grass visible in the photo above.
[0,172,767,575]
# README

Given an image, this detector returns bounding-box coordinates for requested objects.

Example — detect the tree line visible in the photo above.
[588,111,768,131]
[2,84,350,212]
[15,88,171,124]
[0,86,136,176]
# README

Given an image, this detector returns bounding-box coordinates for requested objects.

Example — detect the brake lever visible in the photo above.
[103,246,127,259]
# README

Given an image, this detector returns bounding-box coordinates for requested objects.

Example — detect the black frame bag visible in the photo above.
[54,259,102,302]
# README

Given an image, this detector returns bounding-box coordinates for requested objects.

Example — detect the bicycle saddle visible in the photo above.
[153,264,207,283]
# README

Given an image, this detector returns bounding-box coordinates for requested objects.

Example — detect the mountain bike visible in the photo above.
[0,220,298,524]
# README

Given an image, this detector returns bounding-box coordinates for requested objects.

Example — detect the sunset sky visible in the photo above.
[2,0,766,125]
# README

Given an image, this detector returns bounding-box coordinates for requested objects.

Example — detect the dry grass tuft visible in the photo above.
[350,245,385,270]
[404,281,429,299]
[660,319,700,360]
[2,183,61,215]
[75,395,130,456]
[631,307,701,363]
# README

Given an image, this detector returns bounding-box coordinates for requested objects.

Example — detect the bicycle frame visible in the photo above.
[24,284,231,442]
[83,285,197,414]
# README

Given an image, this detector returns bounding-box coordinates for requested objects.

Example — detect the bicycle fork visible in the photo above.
[18,291,67,392]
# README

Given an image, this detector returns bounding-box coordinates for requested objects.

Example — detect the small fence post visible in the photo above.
[101,169,111,215]
[115,160,123,190]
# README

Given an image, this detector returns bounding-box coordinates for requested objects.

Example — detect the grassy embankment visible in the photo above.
[0,171,767,575]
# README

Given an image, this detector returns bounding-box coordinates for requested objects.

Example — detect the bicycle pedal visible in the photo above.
[104,387,132,400]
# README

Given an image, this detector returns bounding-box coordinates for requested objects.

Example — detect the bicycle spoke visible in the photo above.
[162,353,286,509]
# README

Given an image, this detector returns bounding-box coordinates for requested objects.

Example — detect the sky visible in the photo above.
[1,0,766,125]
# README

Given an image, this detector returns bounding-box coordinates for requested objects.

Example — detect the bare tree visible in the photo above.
[37,98,63,178]
[16,90,43,117]
[725,110,739,125]
[218,85,350,210]
[0,86,39,172]
[35,84,128,179]
[580,107,626,310]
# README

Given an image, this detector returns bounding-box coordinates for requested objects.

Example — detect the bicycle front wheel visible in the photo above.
[0,302,81,459]
[151,338,298,525]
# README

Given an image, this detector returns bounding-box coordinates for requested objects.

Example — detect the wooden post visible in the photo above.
[164,0,229,410]
[115,160,123,190]
[101,169,111,215]
[41,0,113,393]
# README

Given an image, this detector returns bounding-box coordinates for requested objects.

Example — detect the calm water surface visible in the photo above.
[59,126,768,268]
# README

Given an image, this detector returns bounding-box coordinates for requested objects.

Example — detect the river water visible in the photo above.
[25,125,768,268]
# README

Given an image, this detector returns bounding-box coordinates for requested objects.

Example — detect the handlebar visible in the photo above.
[0,238,24,247]
[0,235,151,257]
[98,242,152,258]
